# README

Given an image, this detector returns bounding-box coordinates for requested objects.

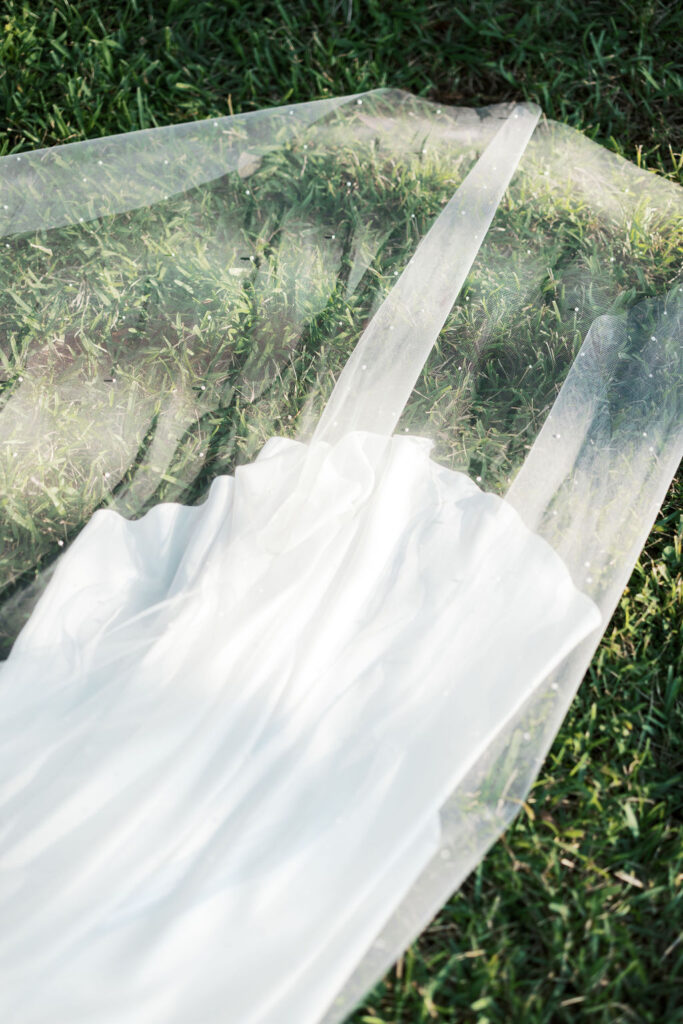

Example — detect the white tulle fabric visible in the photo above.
[1,91,680,1024]
[0,431,599,1024]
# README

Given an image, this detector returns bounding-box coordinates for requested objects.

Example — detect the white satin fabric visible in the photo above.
[0,431,599,1023]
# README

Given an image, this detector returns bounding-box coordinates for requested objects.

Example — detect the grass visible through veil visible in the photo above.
[0,3,681,1023]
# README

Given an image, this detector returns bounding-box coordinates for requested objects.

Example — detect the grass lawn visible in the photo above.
[1,2,682,1022]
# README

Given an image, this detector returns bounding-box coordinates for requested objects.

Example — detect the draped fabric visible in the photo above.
[0,91,681,1022]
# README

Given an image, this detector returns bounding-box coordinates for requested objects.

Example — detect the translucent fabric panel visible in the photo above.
[0,90,681,1023]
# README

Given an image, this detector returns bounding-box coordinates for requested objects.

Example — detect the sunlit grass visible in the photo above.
[0,3,681,1021]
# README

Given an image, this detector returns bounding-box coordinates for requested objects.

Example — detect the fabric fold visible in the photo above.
[0,431,599,1024]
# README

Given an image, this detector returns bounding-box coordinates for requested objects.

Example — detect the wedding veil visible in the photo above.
[0,90,681,1023]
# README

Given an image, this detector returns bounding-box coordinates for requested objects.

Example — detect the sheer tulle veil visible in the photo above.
[0,90,681,1023]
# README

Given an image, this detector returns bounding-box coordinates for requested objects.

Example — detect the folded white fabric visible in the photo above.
[0,431,599,1024]
[0,88,680,1023]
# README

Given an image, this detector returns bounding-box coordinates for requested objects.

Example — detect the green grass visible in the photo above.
[354,517,683,1023]
[0,2,681,1022]
[1,0,682,174]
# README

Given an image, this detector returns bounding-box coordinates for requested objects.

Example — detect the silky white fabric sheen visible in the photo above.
[0,431,599,1024]
[1,89,680,1024]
